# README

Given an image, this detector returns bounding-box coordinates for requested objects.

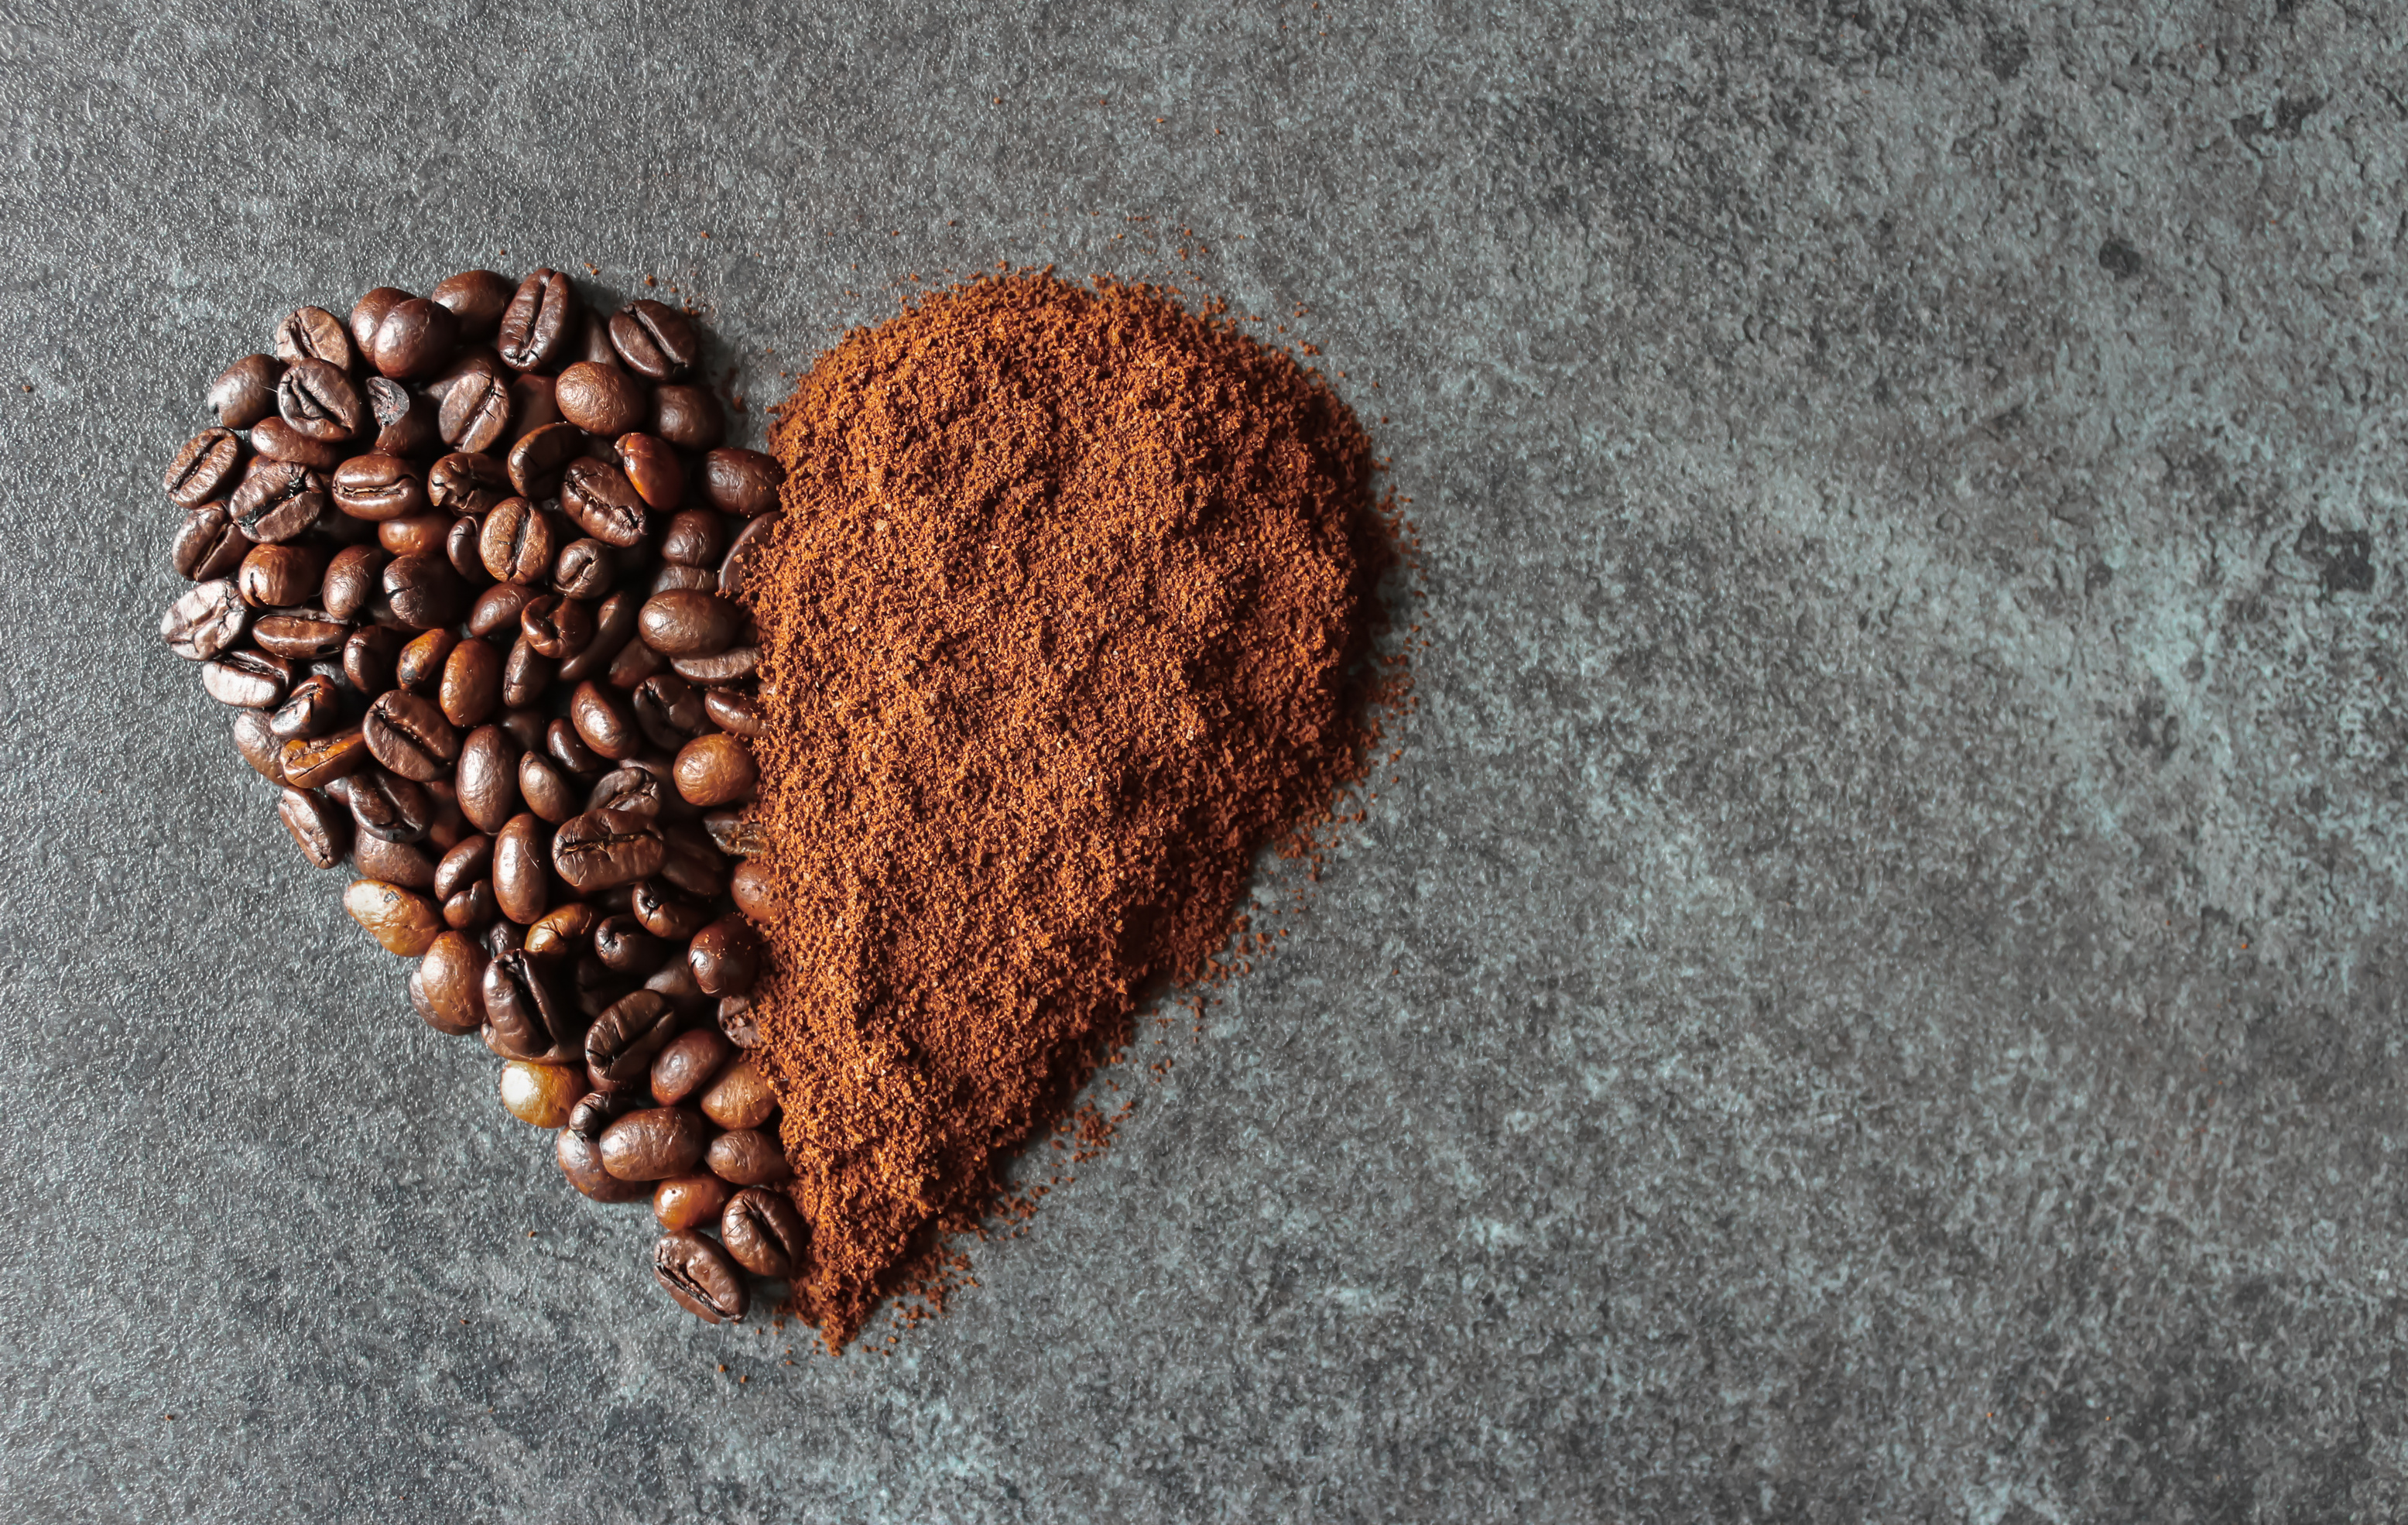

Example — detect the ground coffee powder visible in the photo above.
[739,272,1388,1348]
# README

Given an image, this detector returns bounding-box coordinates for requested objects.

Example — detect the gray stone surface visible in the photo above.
[2,1,2405,1518]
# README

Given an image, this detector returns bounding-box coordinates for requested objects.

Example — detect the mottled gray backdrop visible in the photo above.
[5,2,2405,1520]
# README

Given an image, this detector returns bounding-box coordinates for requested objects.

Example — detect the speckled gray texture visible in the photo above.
[3,2,2405,1519]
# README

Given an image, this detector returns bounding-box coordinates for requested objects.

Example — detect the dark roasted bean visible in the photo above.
[653,1230,747,1322]
[492,811,553,924]
[353,828,436,889]
[525,901,598,959]
[605,632,668,690]
[439,365,512,451]
[253,609,351,660]
[320,543,388,620]
[331,452,428,522]
[233,710,289,783]
[468,581,536,638]
[729,859,772,919]
[280,727,370,789]
[371,296,458,380]
[456,725,522,832]
[608,300,700,379]
[444,512,487,583]
[574,950,634,1019]
[507,420,587,499]
[614,431,684,510]
[427,450,512,516]
[430,269,514,339]
[719,1187,806,1278]
[166,427,244,507]
[706,1128,790,1186]
[686,917,759,997]
[413,930,488,1035]
[481,948,581,1061]
[658,823,730,898]
[518,747,580,823]
[479,497,556,584]
[558,456,648,547]
[498,269,580,372]
[570,680,642,761]
[269,673,341,740]
[671,645,759,687]
[378,511,447,558]
[632,878,714,941]
[348,287,411,355]
[208,353,284,428]
[558,1090,650,1202]
[650,1028,731,1105]
[440,636,503,728]
[278,786,350,869]
[519,595,593,660]
[673,732,757,806]
[419,778,468,853]
[594,913,666,975]
[364,376,436,456]
[273,306,354,370]
[649,383,724,451]
[384,552,464,629]
[553,807,666,893]
[344,877,441,955]
[341,622,402,695]
[276,357,366,442]
[200,648,293,708]
[700,1057,776,1128]
[702,810,764,858]
[551,537,615,599]
[363,690,459,780]
[444,878,498,930]
[498,705,548,754]
[658,509,729,567]
[589,763,670,820]
[432,833,493,902]
[502,636,554,709]
[395,628,456,694]
[162,579,249,660]
[717,512,775,599]
[547,716,608,779]
[228,461,329,543]
[702,687,763,736]
[236,543,324,608]
[172,502,249,581]
[508,372,562,440]
[554,360,648,437]
[632,673,707,751]
[645,955,713,1019]
[601,1107,706,1181]
[638,590,740,657]
[343,767,433,843]
[248,414,348,470]
[650,563,718,596]
[700,448,784,516]
[557,588,637,682]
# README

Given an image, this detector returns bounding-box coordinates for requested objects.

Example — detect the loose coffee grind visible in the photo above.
[739,273,1390,1348]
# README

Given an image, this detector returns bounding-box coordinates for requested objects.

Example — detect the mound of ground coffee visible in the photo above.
[739,272,1386,1347]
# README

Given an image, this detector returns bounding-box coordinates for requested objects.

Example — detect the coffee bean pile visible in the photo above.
[160,268,804,1325]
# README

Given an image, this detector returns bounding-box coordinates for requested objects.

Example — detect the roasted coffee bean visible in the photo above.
[342,767,433,843]
[518,747,580,824]
[481,948,579,1061]
[378,511,450,557]
[162,579,249,660]
[501,702,547,749]
[653,1229,747,1322]
[702,687,763,736]
[649,383,724,451]
[702,810,765,858]
[438,365,512,451]
[520,595,593,660]
[455,724,521,831]
[629,673,706,752]
[444,514,487,584]
[565,680,639,761]
[331,452,428,522]
[344,878,442,955]
[556,588,637,683]
[355,827,436,887]
[671,645,759,687]
[348,287,411,355]
[269,673,341,741]
[594,913,666,975]
[273,306,354,370]
[554,360,647,437]
[700,448,784,516]
[427,450,512,516]
[601,1106,707,1181]
[614,431,684,510]
[507,372,563,441]
[558,1090,650,1202]
[719,1187,806,1278]
[430,269,513,338]
[706,1128,790,1186]
[717,513,774,599]
[320,543,388,620]
[166,427,244,508]
[574,950,635,1019]
[686,917,759,998]
[608,300,700,379]
[500,1060,584,1127]
[432,834,494,902]
[236,543,323,608]
[384,552,464,629]
[228,461,329,543]
[502,636,555,709]
[673,732,757,806]
[729,860,773,920]
[365,376,440,456]
[633,879,714,941]
[233,710,289,783]
[253,609,351,660]
[650,1028,731,1106]
[589,764,671,821]
[478,497,554,584]
[551,537,615,600]
[558,456,648,547]
[414,929,488,1035]
[658,509,729,568]
[444,878,498,930]
[498,269,579,372]
[200,648,293,708]
[277,786,349,869]
[700,1057,776,1129]
[525,900,598,958]
[208,353,284,428]
[440,636,503,728]
[277,358,366,443]
[341,622,402,694]
[362,690,459,780]
[371,296,457,380]
[548,715,608,779]
[492,811,552,924]
[638,590,740,657]
[393,628,455,694]
[468,581,536,638]
[649,563,718,596]
[281,726,370,789]
[507,420,586,499]
[553,807,666,893]
[249,414,348,470]
[653,1174,732,1233]
[419,779,469,853]
[483,919,526,958]
[658,824,731,898]
[606,632,668,690]
[172,502,249,581]
[645,956,713,1020]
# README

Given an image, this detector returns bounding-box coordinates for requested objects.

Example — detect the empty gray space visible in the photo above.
[4,2,2405,1520]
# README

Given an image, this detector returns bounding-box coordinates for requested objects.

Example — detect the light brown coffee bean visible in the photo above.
[344,879,443,955]
[705,1128,790,1186]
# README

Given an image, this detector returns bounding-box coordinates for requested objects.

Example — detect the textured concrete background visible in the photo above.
[3,2,2405,1520]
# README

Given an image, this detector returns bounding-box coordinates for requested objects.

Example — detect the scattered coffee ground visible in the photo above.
[738,273,1391,1349]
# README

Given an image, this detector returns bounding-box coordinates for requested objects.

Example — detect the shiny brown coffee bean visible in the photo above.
[384,552,464,629]
[550,538,615,600]
[653,1174,732,1233]
[702,687,763,736]
[559,1090,650,1202]
[341,622,402,695]
[517,747,580,824]
[592,913,666,975]
[395,627,455,694]
[278,786,350,869]
[585,989,679,1088]
[548,717,608,780]
[653,1230,747,1323]
[658,824,731,898]
[650,1028,731,1105]
[700,448,784,516]
[166,427,244,508]
[468,581,535,638]
[274,306,354,370]
[670,646,759,687]
[376,509,447,557]
[440,636,503,728]
[331,452,428,522]
[704,810,764,857]
[455,725,521,832]
[631,673,707,751]
[649,563,718,598]
[613,431,684,510]
[343,878,443,956]
[269,673,341,741]
[427,450,511,516]
[200,648,293,708]
[554,360,648,437]
[478,497,554,584]
[348,288,411,355]
[162,579,249,660]
[172,502,249,581]
[673,732,756,806]
[277,357,366,443]
[431,270,514,339]
[501,1061,584,1127]
[365,376,440,456]
[508,372,562,440]
[344,817,433,891]
[444,513,487,583]
[524,901,598,959]
[605,632,668,691]
[229,461,330,543]
[656,509,728,569]
[685,917,759,998]
[588,764,671,821]
[208,353,283,428]
[519,595,593,660]
[320,544,388,620]
[432,834,494,902]
[492,811,552,924]
[720,1187,807,1278]
[363,690,460,780]
[637,591,740,657]
[601,1108,707,1181]
[414,930,488,1035]
[645,957,713,1020]
[498,638,553,712]
[715,513,774,601]
[281,727,370,789]
[706,1128,790,1186]
[444,879,498,930]
[632,879,714,941]
[556,589,637,683]
[235,542,323,608]
[553,807,666,892]
[498,269,580,372]
[481,948,581,1061]
[729,860,773,920]
[438,365,512,451]
[558,456,648,547]
[649,383,724,451]
[341,767,433,843]
[371,297,457,379]
[233,710,290,783]
[700,1058,777,1130]
[252,609,351,660]
[608,300,700,379]
[507,420,586,499]
[569,680,642,761]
